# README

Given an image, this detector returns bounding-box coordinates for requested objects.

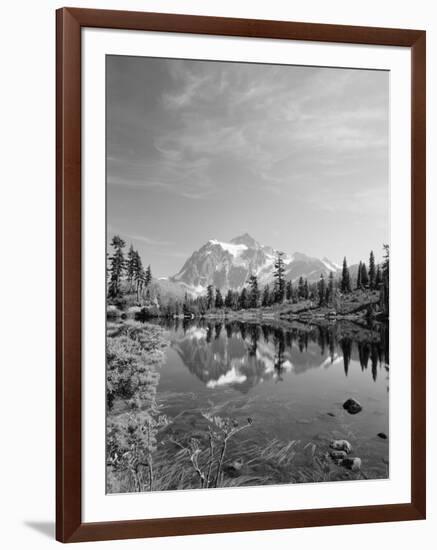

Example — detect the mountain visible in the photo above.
[164,233,341,297]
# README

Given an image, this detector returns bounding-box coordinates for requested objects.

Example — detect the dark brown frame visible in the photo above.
[56,7,426,543]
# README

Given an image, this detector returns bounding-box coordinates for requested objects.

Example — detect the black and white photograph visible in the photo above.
[105,55,390,494]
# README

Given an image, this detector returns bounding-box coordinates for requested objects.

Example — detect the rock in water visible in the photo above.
[341,457,362,471]
[330,450,348,461]
[377,432,388,439]
[343,398,363,414]
[330,439,352,454]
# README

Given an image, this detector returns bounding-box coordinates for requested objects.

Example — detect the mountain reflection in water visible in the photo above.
[154,319,389,395]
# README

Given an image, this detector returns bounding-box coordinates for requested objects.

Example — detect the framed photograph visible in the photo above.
[56,7,426,543]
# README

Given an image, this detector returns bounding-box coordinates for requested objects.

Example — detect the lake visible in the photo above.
[150,318,389,483]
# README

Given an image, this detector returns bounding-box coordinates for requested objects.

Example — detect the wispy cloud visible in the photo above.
[107,226,174,247]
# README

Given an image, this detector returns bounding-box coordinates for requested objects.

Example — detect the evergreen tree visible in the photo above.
[318,274,326,306]
[126,244,136,290]
[206,285,214,310]
[327,271,334,305]
[182,292,191,317]
[360,262,369,288]
[262,285,270,307]
[340,257,351,294]
[248,274,260,308]
[369,250,376,289]
[224,289,233,309]
[108,235,126,298]
[239,287,249,309]
[144,265,152,287]
[375,265,382,287]
[273,251,286,303]
[304,279,309,300]
[285,280,293,301]
[356,261,362,290]
[215,288,224,309]
[298,276,305,300]
[381,244,389,315]
[133,250,145,301]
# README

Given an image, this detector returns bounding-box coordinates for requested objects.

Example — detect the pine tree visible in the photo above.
[340,257,351,294]
[285,280,293,301]
[381,244,389,315]
[183,292,191,317]
[126,244,136,290]
[206,285,214,310]
[224,289,233,309]
[318,274,326,306]
[248,274,260,308]
[108,235,126,298]
[273,251,286,303]
[375,265,382,287]
[239,287,248,309]
[132,250,146,301]
[360,262,369,288]
[298,276,305,300]
[356,261,362,290]
[327,271,334,305]
[144,265,152,287]
[215,288,224,309]
[369,250,376,289]
[304,279,309,300]
[262,285,270,307]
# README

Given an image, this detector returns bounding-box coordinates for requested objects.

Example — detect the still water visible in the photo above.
[152,319,389,480]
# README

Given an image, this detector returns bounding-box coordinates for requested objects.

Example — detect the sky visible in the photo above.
[107,55,389,278]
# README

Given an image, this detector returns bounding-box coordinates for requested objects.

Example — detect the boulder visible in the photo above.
[343,398,362,414]
[330,450,348,460]
[377,432,388,439]
[330,439,352,454]
[340,457,362,471]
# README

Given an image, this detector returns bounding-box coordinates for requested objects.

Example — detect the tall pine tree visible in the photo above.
[262,285,270,307]
[239,287,249,309]
[224,289,233,309]
[340,257,351,294]
[126,244,136,291]
[369,250,376,289]
[206,285,214,310]
[360,262,369,288]
[108,235,126,298]
[273,251,286,303]
[327,271,334,305]
[285,280,293,301]
[318,274,326,306]
[356,261,362,290]
[215,288,224,309]
[248,274,260,308]
[298,276,305,300]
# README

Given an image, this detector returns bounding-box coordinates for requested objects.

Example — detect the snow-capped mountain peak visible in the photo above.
[169,235,341,295]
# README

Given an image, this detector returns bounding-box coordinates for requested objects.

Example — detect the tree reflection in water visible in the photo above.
[154,318,389,393]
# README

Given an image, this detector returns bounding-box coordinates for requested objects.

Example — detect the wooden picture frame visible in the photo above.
[56,7,426,543]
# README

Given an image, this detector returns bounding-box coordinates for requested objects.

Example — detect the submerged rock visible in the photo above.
[341,457,362,471]
[377,432,388,439]
[343,398,362,415]
[330,450,348,461]
[330,439,352,454]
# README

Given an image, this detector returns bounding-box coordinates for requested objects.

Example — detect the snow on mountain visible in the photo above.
[166,233,341,297]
